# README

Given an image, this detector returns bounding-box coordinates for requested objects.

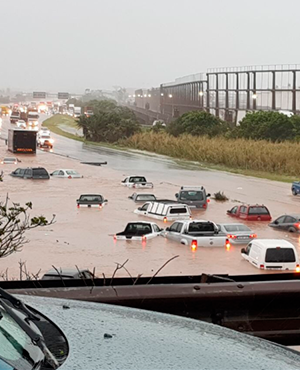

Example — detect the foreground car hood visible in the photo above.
[20,296,300,370]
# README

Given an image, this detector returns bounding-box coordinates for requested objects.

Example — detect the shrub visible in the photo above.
[167,111,228,137]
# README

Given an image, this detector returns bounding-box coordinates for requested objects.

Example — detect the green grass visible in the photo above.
[43,117,298,183]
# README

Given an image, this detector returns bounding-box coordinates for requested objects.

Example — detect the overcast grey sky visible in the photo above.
[1,0,299,93]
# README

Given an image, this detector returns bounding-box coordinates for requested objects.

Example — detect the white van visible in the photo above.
[241,239,299,271]
[134,200,191,222]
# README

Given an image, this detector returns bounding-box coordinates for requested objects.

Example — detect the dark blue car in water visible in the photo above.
[292,181,300,196]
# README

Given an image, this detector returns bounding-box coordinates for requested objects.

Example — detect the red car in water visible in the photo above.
[227,204,272,221]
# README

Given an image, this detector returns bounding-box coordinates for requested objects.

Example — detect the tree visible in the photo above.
[0,197,55,259]
[236,111,295,142]
[77,100,141,143]
[167,110,228,137]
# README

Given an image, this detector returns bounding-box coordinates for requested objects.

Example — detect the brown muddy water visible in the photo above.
[1,117,300,279]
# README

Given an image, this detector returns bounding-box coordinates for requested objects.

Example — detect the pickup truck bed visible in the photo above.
[163,220,228,248]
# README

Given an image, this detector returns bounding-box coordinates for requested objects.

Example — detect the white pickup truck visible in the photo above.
[121,175,153,189]
[162,220,229,248]
[114,221,163,241]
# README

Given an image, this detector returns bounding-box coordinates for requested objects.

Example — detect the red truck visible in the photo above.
[227,204,271,221]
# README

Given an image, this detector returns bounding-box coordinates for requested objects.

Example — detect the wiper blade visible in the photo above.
[0,287,59,369]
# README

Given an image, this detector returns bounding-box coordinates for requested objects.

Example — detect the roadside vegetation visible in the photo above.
[44,100,300,181]
[0,196,55,259]
[121,132,300,178]
[76,100,140,142]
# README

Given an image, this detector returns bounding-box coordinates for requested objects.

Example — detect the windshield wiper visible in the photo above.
[0,287,59,369]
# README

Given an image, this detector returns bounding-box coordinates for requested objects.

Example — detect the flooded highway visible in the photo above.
[1,116,300,279]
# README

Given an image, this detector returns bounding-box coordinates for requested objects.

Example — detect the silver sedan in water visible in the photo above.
[217,223,257,245]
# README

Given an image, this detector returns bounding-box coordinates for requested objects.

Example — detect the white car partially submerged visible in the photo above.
[241,239,300,271]
[50,169,82,178]
[122,175,154,189]
[114,221,163,241]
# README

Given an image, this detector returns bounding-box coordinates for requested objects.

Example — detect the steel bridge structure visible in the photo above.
[131,64,300,124]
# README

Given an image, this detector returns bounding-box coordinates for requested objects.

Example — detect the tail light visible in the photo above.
[293,223,300,230]
[191,240,197,251]
[207,199,210,203]
[132,184,136,188]
[68,175,72,179]
[77,204,80,208]
[296,264,300,273]
[113,235,117,240]
[249,234,257,238]
[99,204,102,209]
[142,235,147,241]
[225,239,231,250]
[227,234,237,239]
[189,215,192,220]
[203,203,207,209]
[260,264,264,269]
[163,217,167,223]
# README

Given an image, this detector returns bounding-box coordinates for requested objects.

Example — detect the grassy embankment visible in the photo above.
[43,115,299,182]
[120,132,300,182]
[42,114,84,142]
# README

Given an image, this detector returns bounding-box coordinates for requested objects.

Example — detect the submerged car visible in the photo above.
[10,167,50,179]
[128,193,157,202]
[1,157,18,164]
[50,169,82,178]
[227,204,271,221]
[217,223,257,245]
[241,239,299,271]
[269,214,300,233]
[77,194,108,208]
[42,268,94,280]
[291,181,300,196]
[175,186,211,209]
[114,221,163,240]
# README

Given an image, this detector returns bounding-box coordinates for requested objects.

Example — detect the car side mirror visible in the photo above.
[76,199,79,202]
[207,193,211,197]
[165,227,170,231]
[138,207,142,211]
[50,173,53,176]
[241,248,247,254]
[227,210,231,214]
[159,228,164,232]
[175,193,179,198]
[128,196,133,199]
[274,220,278,225]
[104,199,108,203]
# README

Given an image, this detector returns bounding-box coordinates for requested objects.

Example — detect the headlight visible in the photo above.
[49,139,54,144]
[29,122,32,125]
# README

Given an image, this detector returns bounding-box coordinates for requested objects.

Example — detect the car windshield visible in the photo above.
[66,170,78,175]
[224,225,251,232]
[33,169,48,176]
[265,248,296,263]
[4,158,15,162]
[188,222,215,232]
[248,206,270,215]
[0,303,42,370]
[124,223,152,233]
[179,191,204,201]
[80,195,103,202]
[129,177,146,182]
[41,136,50,139]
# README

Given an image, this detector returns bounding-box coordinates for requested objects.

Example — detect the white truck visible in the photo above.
[162,220,229,248]
[134,200,191,222]
[122,175,154,189]
[74,106,82,118]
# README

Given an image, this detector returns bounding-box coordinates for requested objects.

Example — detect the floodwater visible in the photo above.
[1,116,300,279]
